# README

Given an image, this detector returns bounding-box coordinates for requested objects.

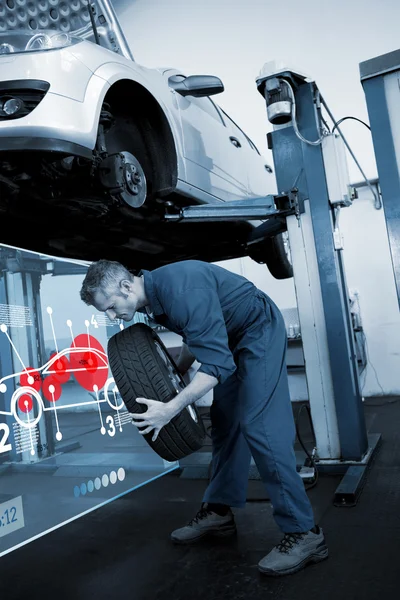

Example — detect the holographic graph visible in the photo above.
[0,306,126,457]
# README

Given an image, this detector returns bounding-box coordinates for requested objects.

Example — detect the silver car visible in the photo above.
[0,0,291,278]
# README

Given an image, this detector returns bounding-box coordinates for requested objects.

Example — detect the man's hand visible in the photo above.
[132,371,218,443]
[131,398,177,442]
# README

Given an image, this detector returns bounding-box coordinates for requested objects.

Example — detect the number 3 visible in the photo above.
[0,423,12,454]
[106,415,116,437]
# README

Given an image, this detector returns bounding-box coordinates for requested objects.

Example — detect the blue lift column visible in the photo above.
[360,49,400,309]
[256,63,380,504]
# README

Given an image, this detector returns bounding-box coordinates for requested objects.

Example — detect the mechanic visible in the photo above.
[80,258,328,577]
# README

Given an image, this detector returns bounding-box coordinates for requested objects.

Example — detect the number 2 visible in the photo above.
[0,423,12,454]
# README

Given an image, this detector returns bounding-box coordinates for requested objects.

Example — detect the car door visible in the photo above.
[244,136,276,198]
[165,71,248,201]
[218,107,275,198]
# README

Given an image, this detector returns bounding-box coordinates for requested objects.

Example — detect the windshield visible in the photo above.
[0,0,133,59]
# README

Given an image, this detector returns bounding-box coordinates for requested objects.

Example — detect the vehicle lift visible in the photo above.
[165,62,383,507]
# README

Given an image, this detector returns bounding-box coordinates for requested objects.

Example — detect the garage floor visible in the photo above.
[2,396,399,600]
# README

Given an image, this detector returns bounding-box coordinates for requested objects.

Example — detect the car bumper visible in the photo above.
[0,47,110,156]
[0,136,93,158]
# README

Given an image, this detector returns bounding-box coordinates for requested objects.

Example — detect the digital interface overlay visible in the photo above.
[0,246,178,557]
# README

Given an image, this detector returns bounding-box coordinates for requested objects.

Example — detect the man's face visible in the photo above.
[93,280,139,322]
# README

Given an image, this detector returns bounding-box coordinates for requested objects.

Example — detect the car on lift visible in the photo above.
[0,0,291,279]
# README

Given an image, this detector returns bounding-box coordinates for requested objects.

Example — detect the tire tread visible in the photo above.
[107,324,206,461]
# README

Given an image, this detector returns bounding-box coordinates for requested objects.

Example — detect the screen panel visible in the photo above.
[0,245,178,557]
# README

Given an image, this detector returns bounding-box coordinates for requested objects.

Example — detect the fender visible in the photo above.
[91,62,186,181]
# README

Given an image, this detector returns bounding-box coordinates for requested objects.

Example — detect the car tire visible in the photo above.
[249,231,293,279]
[107,323,206,461]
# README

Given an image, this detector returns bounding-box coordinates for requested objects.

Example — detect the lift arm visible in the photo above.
[164,191,303,225]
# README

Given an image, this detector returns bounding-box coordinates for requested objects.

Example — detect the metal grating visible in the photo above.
[0,0,133,58]
[0,0,92,35]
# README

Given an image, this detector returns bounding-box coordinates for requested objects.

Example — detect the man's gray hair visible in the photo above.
[80,259,135,306]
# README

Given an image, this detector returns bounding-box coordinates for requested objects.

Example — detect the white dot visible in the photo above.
[93,384,98,392]
[117,468,125,482]
[47,307,53,315]
[119,324,124,330]
[94,477,101,490]
[0,384,7,393]
[100,427,106,435]
[66,320,72,327]
[28,376,34,385]
[49,385,55,394]
[110,471,117,484]
[24,400,29,407]
[0,324,7,333]
[31,449,35,456]
[102,474,109,487]
[85,320,89,327]
[56,432,62,441]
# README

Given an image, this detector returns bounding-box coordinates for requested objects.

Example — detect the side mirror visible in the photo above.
[168,74,224,97]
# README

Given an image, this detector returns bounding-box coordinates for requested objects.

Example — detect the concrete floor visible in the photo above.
[1,396,399,600]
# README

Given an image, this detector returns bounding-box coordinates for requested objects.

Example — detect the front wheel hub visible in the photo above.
[98,151,147,208]
[125,163,143,194]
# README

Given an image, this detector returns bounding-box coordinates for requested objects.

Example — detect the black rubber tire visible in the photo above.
[107,323,206,461]
[249,232,293,279]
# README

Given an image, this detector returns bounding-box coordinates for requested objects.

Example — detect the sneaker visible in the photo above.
[170,505,236,545]
[258,527,328,576]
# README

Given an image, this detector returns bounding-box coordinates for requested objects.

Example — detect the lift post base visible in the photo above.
[315,433,382,507]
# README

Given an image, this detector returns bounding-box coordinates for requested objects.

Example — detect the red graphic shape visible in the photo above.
[49,353,71,384]
[43,376,62,402]
[18,394,33,413]
[20,368,41,391]
[69,334,108,391]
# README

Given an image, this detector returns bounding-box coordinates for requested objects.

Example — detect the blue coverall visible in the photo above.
[140,260,315,533]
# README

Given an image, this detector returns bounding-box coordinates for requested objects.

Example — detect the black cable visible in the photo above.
[360,326,386,397]
[331,116,371,134]
[364,397,400,407]
[295,403,319,491]
[353,296,387,401]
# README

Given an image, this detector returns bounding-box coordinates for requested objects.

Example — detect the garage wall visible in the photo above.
[340,184,400,396]
[216,182,400,398]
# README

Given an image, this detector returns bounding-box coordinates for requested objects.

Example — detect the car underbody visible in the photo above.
[0,146,255,270]
[0,2,290,277]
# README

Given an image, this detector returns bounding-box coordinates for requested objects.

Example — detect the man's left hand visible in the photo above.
[131,398,176,442]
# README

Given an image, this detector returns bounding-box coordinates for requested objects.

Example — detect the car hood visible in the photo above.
[0,0,133,60]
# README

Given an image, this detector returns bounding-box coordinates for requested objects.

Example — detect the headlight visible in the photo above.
[0,30,82,55]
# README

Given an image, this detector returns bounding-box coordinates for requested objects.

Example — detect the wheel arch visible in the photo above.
[102,78,179,197]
